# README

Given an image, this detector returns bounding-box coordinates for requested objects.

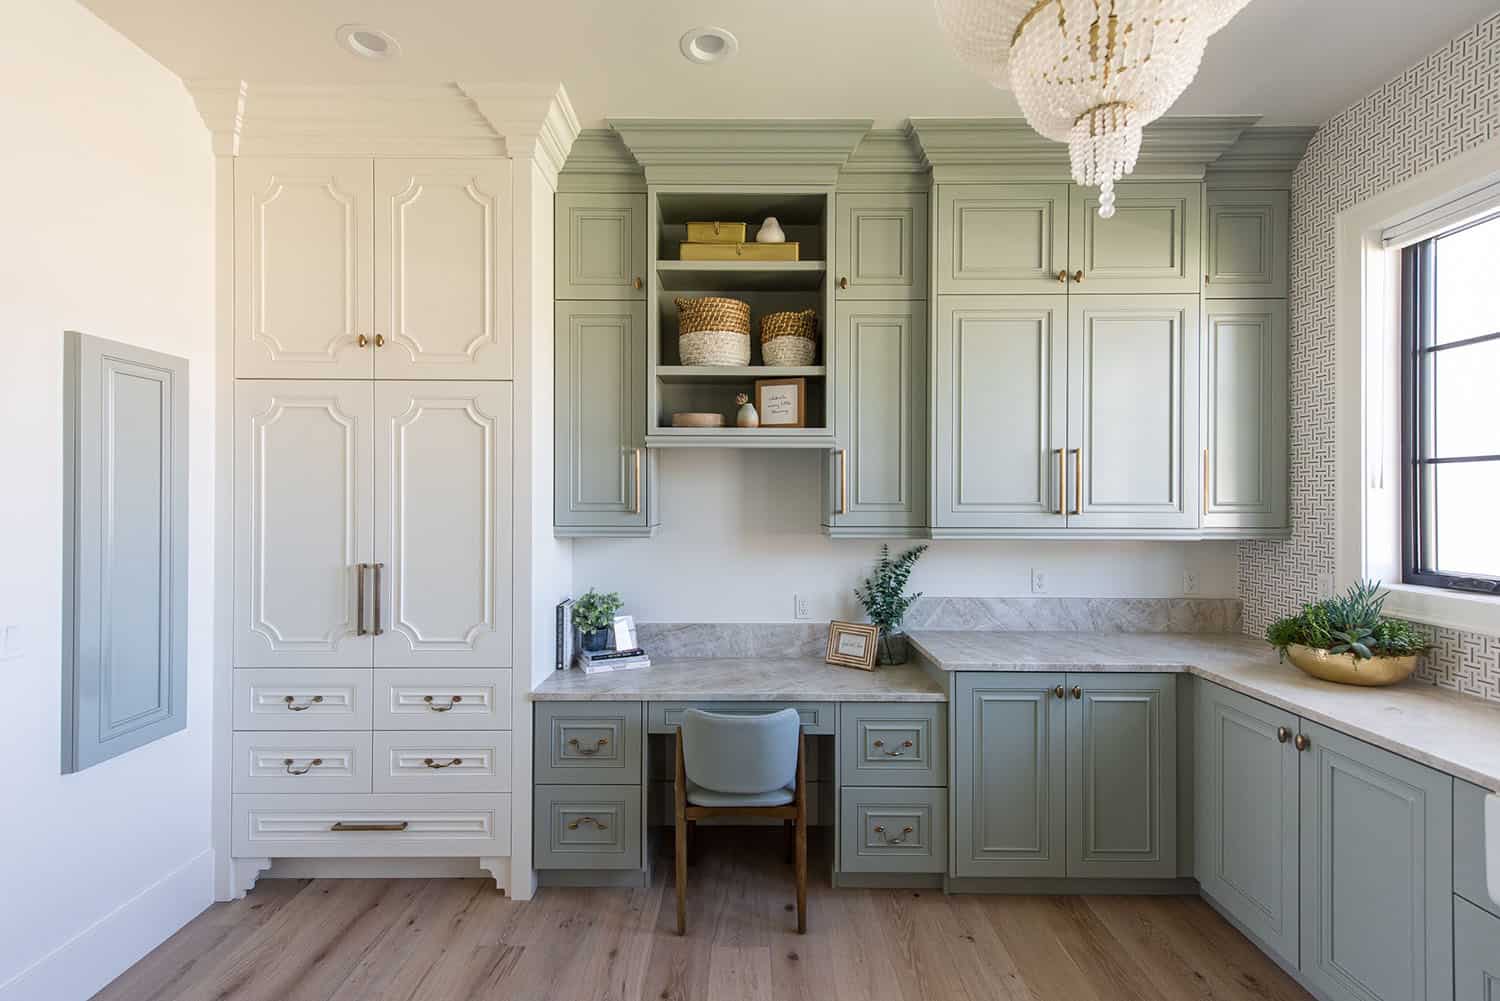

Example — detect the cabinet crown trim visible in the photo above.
[607,117,872,185]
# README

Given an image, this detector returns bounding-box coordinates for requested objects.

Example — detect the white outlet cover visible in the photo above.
[793,594,811,620]
[1030,569,1046,594]
[1182,571,1200,595]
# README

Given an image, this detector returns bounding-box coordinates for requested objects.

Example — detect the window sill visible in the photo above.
[1381,582,1500,638]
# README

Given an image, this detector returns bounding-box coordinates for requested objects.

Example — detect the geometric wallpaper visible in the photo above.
[1238,11,1500,703]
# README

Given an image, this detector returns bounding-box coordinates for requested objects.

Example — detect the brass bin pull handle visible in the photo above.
[371,562,385,636]
[423,695,462,713]
[568,736,609,756]
[423,757,463,769]
[283,757,323,775]
[567,816,608,830]
[331,821,408,833]
[284,695,324,712]
[835,449,847,515]
[355,563,369,637]
[1054,448,1065,514]
[873,824,915,846]
[1276,726,1291,744]
[872,738,914,757]
[631,447,643,515]
[1054,685,1066,699]
[1070,448,1082,515]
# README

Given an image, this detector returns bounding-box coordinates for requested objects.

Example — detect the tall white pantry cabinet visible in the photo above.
[193,82,580,901]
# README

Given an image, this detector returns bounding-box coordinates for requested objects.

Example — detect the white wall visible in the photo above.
[573,450,1239,623]
[0,2,216,998]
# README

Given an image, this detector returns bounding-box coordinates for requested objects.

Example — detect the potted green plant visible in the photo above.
[572,589,623,654]
[854,544,928,666]
[1264,579,1429,687]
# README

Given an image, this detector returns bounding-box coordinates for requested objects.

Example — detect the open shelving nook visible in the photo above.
[647,188,838,447]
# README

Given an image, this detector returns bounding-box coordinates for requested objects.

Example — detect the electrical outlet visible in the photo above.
[1182,570,1200,596]
[1031,569,1047,594]
[0,625,20,662]
[1317,572,1337,598]
[793,594,811,620]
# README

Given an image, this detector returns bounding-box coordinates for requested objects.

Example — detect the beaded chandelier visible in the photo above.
[934,0,1253,217]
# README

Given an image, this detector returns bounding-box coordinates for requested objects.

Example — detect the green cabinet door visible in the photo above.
[835,192,928,300]
[1202,300,1289,532]
[1066,673,1177,878]
[555,193,647,300]
[1069,181,1203,294]
[1205,189,1289,299]
[936,183,1069,294]
[932,295,1069,531]
[1195,681,1300,965]
[954,673,1067,877]
[1298,719,1454,1001]
[554,301,653,535]
[827,302,927,534]
[1455,896,1500,1001]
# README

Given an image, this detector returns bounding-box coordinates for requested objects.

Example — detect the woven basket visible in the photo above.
[760,309,818,366]
[676,297,751,366]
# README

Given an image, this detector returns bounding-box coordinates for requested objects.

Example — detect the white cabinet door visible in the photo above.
[1066,296,1199,530]
[234,158,375,379]
[373,383,512,667]
[1202,301,1289,531]
[234,383,374,667]
[374,160,512,380]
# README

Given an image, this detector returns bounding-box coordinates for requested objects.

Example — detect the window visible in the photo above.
[1401,210,1500,595]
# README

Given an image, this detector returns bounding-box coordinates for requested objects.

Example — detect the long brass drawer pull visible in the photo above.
[371,562,385,636]
[1054,448,1065,514]
[1070,448,1083,515]
[873,824,914,846]
[283,757,323,775]
[631,447,643,515]
[872,738,914,757]
[423,695,462,712]
[331,821,408,832]
[355,563,369,636]
[423,757,463,769]
[284,695,324,712]
[567,815,608,831]
[567,736,609,756]
[836,448,847,515]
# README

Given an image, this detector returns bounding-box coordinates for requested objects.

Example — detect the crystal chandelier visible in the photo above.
[934,0,1253,217]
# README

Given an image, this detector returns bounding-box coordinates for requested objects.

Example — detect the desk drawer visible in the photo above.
[840,786,947,874]
[535,703,643,785]
[648,701,835,735]
[374,669,511,731]
[232,731,372,794]
[231,793,510,857]
[1456,779,1500,918]
[839,703,946,786]
[372,731,511,794]
[233,669,373,731]
[535,784,642,870]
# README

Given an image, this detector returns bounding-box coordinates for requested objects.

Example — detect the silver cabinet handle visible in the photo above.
[873,824,914,845]
[371,562,384,636]
[423,695,461,712]
[283,757,323,775]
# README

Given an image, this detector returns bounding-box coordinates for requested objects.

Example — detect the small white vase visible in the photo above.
[736,402,760,428]
[755,216,786,244]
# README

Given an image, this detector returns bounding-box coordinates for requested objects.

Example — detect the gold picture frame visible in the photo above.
[825,620,879,671]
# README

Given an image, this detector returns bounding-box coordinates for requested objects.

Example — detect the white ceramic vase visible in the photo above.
[756,216,786,243]
[736,402,760,428]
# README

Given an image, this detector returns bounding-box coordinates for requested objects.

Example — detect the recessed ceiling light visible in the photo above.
[679,26,738,64]
[335,24,400,61]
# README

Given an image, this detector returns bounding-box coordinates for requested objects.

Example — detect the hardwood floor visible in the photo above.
[92,829,1312,1001]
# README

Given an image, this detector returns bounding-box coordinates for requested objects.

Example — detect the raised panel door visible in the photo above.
[1455,896,1500,1001]
[1205,189,1289,298]
[1203,301,1289,530]
[374,159,512,379]
[1069,181,1202,294]
[373,382,512,667]
[1066,295,1199,530]
[234,382,374,667]
[835,192,928,299]
[933,296,1068,530]
[234,157,374,379]
[555,193,647,300]
[936,184,1069,293]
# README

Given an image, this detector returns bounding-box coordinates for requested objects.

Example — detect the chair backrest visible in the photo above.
[681,708,799,795]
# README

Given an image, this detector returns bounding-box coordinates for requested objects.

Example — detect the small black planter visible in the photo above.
[580,627,612,654]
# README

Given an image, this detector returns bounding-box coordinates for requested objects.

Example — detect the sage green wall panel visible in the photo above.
[1202,300,1289,531]
[1205,189,1289,299]
[839,786,948,874]
[555,193,647,300]
[1455,895,1500,1001]
[1069,181,1202,294]
[1066,673,1177,878]
[936,183,1069,294]
[1456,779,1500,920]
[954,673,1067,878]
[1298,719,1454,1001]
[835,192,928,300]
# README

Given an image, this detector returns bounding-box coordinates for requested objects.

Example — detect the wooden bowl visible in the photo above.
[671,412,725,428]
[1285,644,1418,687]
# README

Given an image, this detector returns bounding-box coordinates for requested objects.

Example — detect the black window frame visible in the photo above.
[1400,215,1500,596]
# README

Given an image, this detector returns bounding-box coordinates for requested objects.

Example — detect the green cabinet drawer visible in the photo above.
[647,701,836,735]
[534,702,643,785]
[1456,895,1500,1001]
[839,786,947,874]
[838,703,945,787]
[534,784,642,870]
[1457,779,1500,920]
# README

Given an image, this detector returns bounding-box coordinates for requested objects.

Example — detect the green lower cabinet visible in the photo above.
[1455,896,1500,1001]
[534,783,643,871]
[1298,719,1454,1001]
[839,786,947,874]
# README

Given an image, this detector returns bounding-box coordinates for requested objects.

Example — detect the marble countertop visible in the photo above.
[529,656,945,703]
[909,630,1500,792]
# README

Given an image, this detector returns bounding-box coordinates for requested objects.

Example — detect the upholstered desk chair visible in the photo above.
[674,707,806,935]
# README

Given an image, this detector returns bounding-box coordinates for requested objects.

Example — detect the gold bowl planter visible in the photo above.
[1286,644,1418,687]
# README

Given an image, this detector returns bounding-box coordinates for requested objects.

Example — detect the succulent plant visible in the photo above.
[1264,580,1429,661]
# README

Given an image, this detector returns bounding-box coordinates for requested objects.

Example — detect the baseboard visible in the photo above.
[264,857,491,881]
[943,875,1199,895]
[0,847,214,1001]
[833,872,944,889]
[538,868,651,888]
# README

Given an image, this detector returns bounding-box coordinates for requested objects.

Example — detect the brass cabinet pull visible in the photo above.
[567,815,607,830]
[839,276,849,290]
[1071,685,1082,700]
[1072,270,1084,283]
[357,334,369,348]
[1069,448,1083,515]
[1054,448,1066,514]
[1202,448,1210,513]
[1276,726,1291,744]
[355,563,369,636]
[284,695,324,712]
[633,276,643,290]
[1054,685,1066,699]
[1294,734,1310,752]
[331,821,408,832]
[872,738,915,757]
[283,757,323,775]
[423,695,462,712]
[374,334,386,348]
[630,447,643,515]
[567,736,609,756]
[1056,270,1068,284]
[371,562,384,636]
[835,448,848,515]
[873,824,914,846]
[423,757,463,769]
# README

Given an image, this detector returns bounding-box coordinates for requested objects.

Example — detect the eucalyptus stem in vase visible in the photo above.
[854,544,928,666]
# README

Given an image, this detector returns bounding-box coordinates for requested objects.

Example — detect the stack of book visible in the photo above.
[575,647,651,674]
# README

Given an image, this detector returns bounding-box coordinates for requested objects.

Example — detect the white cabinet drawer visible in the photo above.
[233,669,373,731]
[231,793,510,858]
[233,731,373,794]
[372,731,511,793]
[374,669,511,730]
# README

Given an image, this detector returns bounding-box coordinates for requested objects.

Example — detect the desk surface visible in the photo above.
[529,656,946,703]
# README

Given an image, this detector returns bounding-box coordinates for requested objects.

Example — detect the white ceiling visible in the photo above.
[84,0,1500,129]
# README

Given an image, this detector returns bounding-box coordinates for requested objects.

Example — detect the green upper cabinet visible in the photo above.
[826,301,928,534]
[835,193,928,300]
[555,192,647,300]
[1068,181,1202,295]
[1205,189,1289,299]
[1202,300,1289,533]
[554,301,653,535]
[936,183,1069,294]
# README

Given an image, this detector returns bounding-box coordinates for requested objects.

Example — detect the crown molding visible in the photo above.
[608,118,872,186]
[557,129,645,193]
[459,82,579,187]
[185,79,246,156]
[1205,126,1317,188]
[837,130,931,192]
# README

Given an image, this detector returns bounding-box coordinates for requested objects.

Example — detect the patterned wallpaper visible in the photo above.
[1238,12,1500,704]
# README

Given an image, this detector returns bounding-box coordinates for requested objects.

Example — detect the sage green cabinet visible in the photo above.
[1202,300,1289,532]
[1456,779,1499,920]
[1195,682,1301,966]
[1299,719,1454,1001]
[555,193,647,300]
[936,183,1069,294]
[827,302,928,534]
[835,192,928,300]
[1068,181,1203,295]
[554,301,654,535]
[1205,189,1289,299]
[1455,896,1500,1001]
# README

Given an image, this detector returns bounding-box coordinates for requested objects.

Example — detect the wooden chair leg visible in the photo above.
[675,729,688,936]
[795,730,807,934]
